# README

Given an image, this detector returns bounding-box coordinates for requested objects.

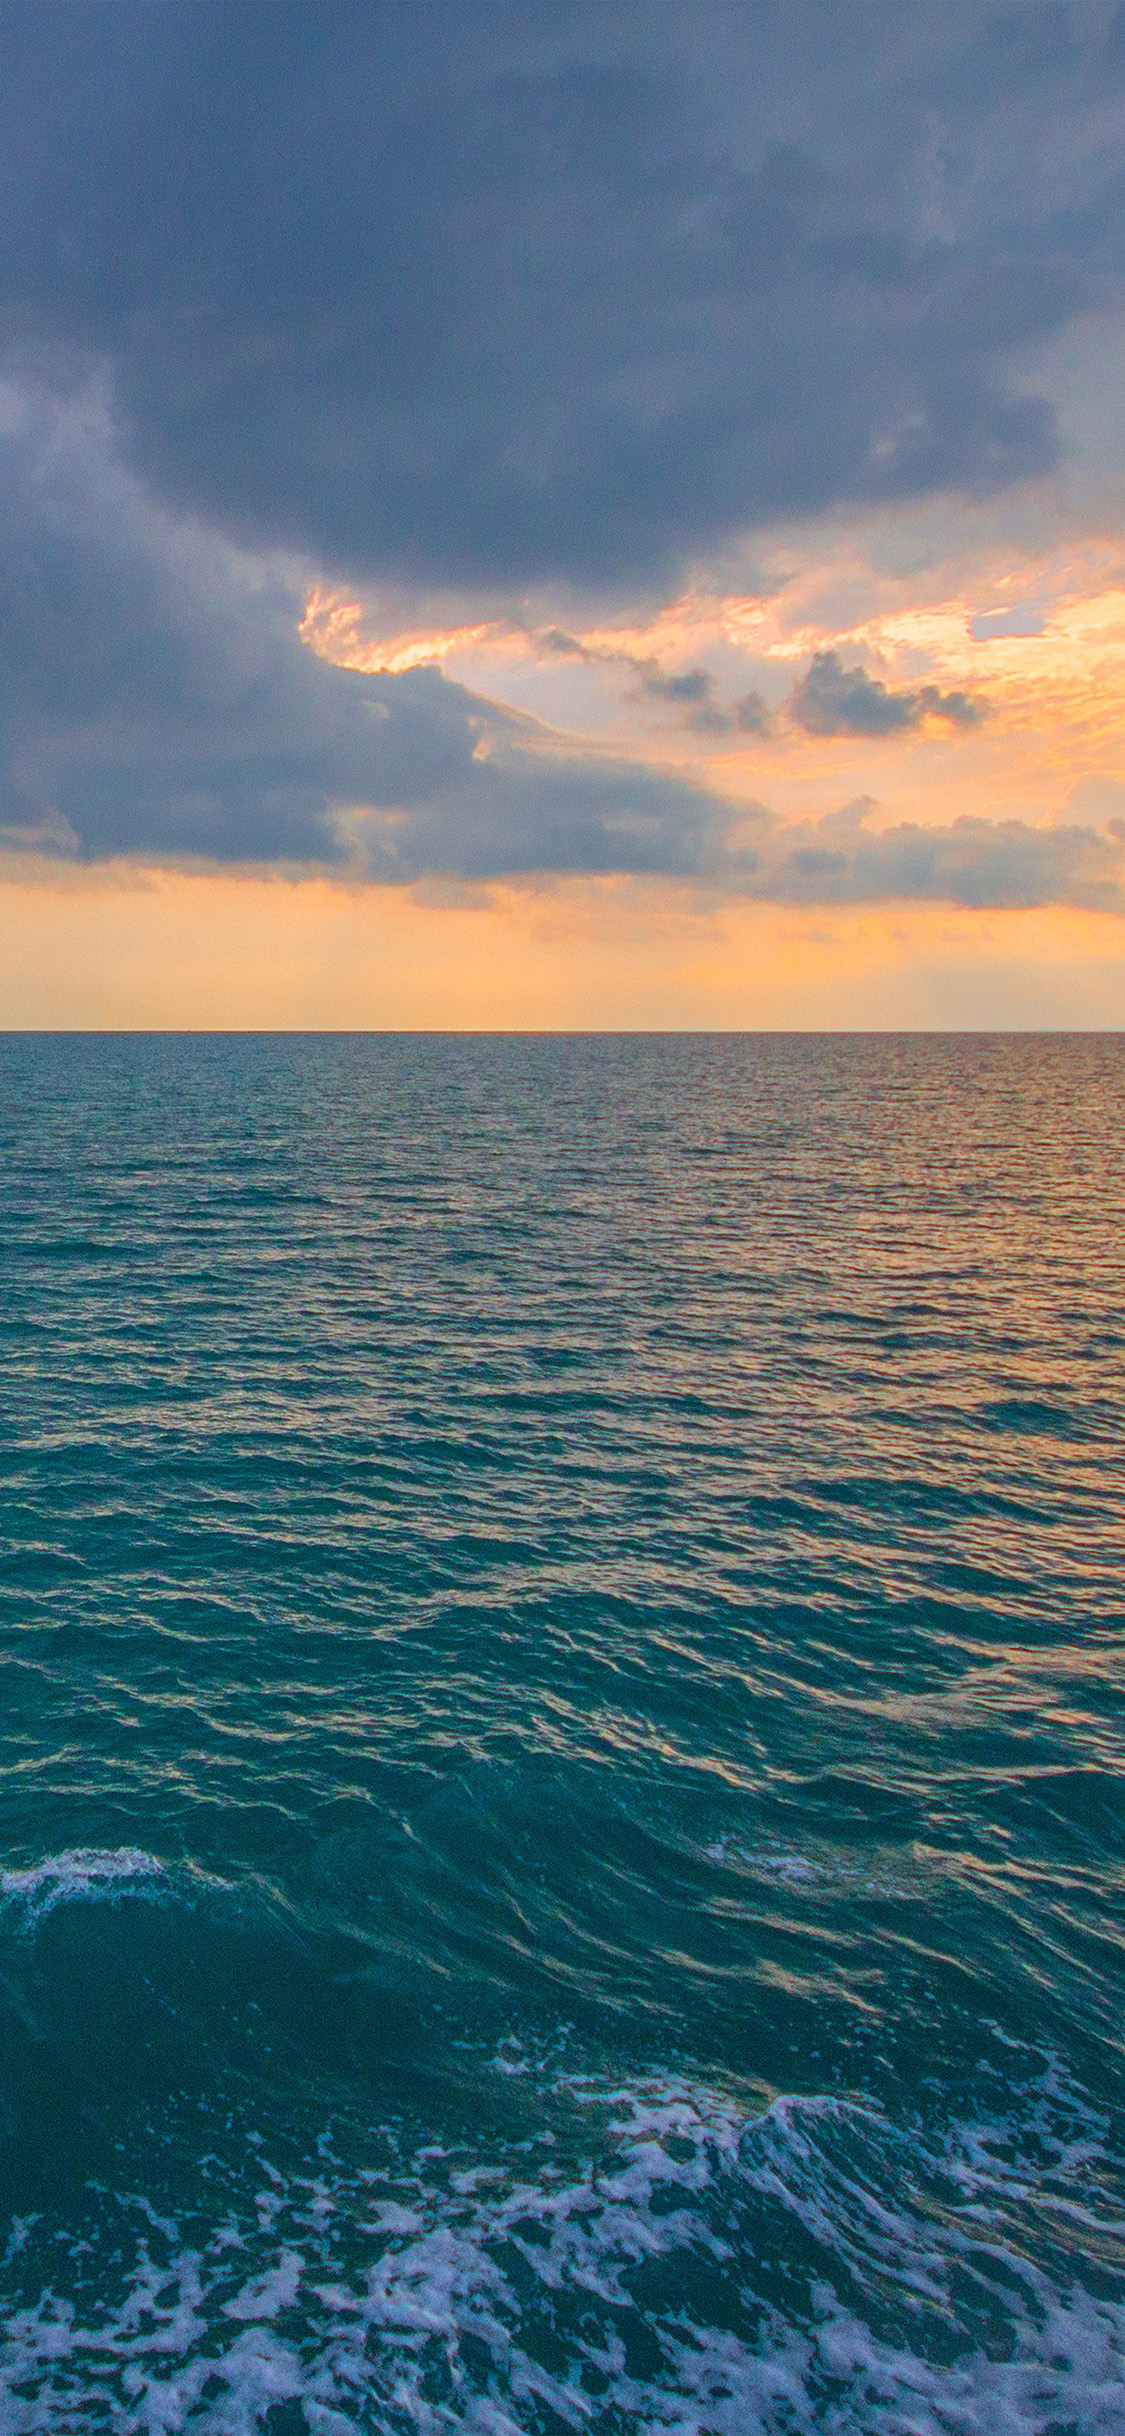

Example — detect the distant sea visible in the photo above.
[0,1033,1122,2434]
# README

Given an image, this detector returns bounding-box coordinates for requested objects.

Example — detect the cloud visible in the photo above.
[0,367,1118,915]
[789,650,985,737]
[539,630,773,734]
[0,2,1116,589]
[641,667,711,705]
[640,664,774,738]
[733,691,772,736]
[0,371,721,875]
[734,798,1123,911]
[640,667,774,738]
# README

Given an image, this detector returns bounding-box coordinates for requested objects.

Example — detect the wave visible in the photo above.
[0,1848,237,1932]
[0,1847,167,1923]
[1,2068,1122,2433]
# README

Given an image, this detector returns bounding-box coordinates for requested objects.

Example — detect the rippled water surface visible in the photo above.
[0,1032,1122,2432]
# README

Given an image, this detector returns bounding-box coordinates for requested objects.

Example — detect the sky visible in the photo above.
[2,1,1125,1026]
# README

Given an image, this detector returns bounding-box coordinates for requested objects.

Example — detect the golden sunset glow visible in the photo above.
[4,863,1122,1032]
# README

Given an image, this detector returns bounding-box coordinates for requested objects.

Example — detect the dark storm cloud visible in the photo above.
[0,373,728,874]
[789,652,985,738]
[0,2,1119,589]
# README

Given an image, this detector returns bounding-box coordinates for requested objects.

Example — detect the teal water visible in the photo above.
[0,1033,1122,2433]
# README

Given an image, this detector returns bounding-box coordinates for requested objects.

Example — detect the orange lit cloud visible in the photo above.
[298,506,1125,847]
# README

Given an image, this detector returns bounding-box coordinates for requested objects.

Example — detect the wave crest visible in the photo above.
[0,1847,166,1922]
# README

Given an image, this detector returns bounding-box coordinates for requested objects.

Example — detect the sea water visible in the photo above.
[0,1032,1122,2434]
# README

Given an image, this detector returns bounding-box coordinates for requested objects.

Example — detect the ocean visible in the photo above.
[0,1031,1122,2434]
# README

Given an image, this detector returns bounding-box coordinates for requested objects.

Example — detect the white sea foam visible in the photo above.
[0,1848,235,1927]
[745,1850,821,1883]
[707,1837,821,1882]
[0,1848,166,1922]
[0,2074,1122,2433]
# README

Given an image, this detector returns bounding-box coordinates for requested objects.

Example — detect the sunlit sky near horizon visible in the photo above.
[3,3,1125,1025]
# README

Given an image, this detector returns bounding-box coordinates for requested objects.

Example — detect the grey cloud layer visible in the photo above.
[0,374,1119,912]
[730,800,1124,911]
[0,377,732,876]
[1,2,1121,588]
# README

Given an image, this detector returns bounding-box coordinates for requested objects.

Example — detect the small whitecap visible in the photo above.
[707,1838,821,1883]
[0,1846,167,1923]
[749,1851,821,1883]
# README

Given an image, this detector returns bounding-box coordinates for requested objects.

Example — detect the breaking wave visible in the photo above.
[0,1848,237,1932]
[1,2068,1122,2435]
[0,1849,168,1923]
